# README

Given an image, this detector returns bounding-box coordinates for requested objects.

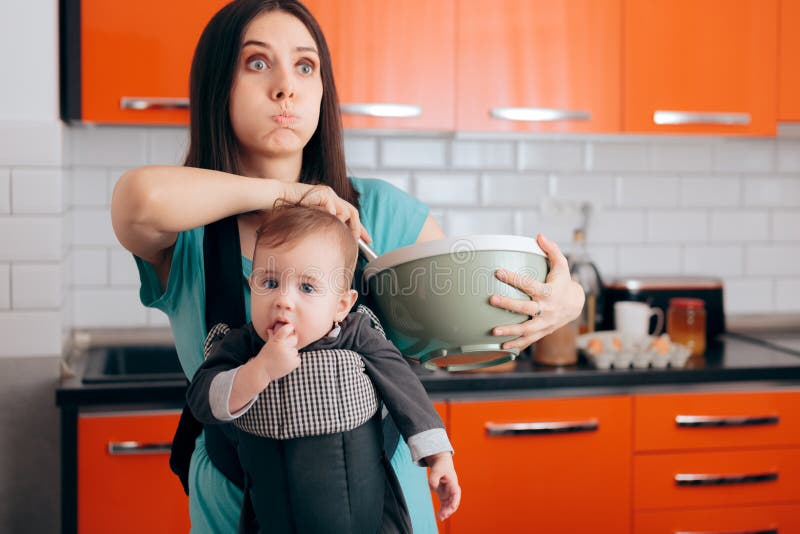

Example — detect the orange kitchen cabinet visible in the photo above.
[447,396,632,534]
[456,0,622,133]
[64,0,227,124]
[304,0,455,130]
[635,503,800,534]
[78,411,189,534]
[634,448,800,511]
[634,390,800,452]
[780,0,800,120]
[624,0,778,135]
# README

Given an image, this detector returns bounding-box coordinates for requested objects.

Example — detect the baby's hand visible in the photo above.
[426,452,461,521]
[257,323,300,381]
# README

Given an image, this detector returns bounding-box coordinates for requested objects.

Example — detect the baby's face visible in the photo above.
[249,232,356,348]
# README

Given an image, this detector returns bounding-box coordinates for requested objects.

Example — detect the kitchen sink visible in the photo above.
[82,345,185,384]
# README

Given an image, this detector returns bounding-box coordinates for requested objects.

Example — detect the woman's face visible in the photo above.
[229,10,323,162]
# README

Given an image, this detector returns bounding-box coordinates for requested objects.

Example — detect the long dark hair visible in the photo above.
[184,0,358,208]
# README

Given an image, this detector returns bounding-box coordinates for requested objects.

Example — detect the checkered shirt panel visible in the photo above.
[234,348,379,440]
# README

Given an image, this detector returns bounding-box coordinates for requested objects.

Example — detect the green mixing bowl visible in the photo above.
[363,235,549,371]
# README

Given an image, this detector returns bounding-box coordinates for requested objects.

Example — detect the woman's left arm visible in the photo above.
[490,234,584,350]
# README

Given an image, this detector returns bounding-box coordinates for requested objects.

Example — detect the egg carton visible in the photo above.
[584,343,691,370]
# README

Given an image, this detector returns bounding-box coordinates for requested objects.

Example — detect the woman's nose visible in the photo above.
[270,64,295,102]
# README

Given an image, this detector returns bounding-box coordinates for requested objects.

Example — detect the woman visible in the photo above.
[110,0,584,532]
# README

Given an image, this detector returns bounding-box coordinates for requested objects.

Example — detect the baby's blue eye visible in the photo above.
[300,283,315,294]
[247,58,268,71]
[261,278,278,289]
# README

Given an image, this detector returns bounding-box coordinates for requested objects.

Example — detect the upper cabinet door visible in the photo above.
[456,0,622,133]
[306,0,455,131]
[779,0,800,121]
[74,0,227,124]
[624,0,778,135]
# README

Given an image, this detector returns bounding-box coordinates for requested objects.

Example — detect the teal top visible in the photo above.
[134,177,436,533]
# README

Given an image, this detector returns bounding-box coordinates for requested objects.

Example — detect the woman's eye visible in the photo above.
[300,283,315,294]
[297,62,314,75]
[247,58,268,71]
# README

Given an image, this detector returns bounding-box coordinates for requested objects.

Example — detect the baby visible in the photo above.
[187,204,460,533]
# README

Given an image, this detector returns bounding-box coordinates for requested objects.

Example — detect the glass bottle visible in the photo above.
[569,229,604,334]
[667,298,706,357]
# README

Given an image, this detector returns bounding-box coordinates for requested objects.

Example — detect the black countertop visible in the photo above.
[56,333,800,408]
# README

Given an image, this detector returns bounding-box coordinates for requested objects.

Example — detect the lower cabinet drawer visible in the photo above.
[635,502,800,533]
[634,448,800,511]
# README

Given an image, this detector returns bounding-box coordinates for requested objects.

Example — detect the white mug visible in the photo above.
[614,301,664,344]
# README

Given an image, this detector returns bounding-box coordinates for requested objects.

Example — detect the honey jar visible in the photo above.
[667,298,706,357]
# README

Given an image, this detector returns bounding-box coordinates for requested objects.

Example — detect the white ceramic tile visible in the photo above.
[482,174,549,207]
[415,173,479,206]
[11,168,62,214]
[617,246,682,275]
[650,142,713,172]
[451,140,515,170]
[148,127,189,165]
[682,245,744,277]
[147,308,171,327]
[70,126,147,167]
[588,142,649,172]
[743,177,800,207]
[680,177,741,207]
[519,141,584,171]
[107,167,133,204]
[647,211,708,243]
[710,211,769,242]
[584,245,618,279]
[70,168,108,207]
[353,172,412,194]
[777,141,800,172]
[344,137,377,169]
[72,209,116,246]
[71,248,108,286]
[73,288,147,328]
[11,263,62,309]
[447,210,514,236]
[0,217,61,261]
[617,176,679,207]
[0,311,63,357]
[776,279,800,312]
[0,264,8,309]
[772,211,800,241]
[745,245,800,276]
[713,140,776,173]
[0,169,9,214]
[380,139,446,169]
[110,249,140,286]
[517,210,577,246]
[722,278,774,314]
[552,175,615,207]
[0,121,62,166]
[588,210,646,244]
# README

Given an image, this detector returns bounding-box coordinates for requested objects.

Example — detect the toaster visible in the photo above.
[599,276,726,341]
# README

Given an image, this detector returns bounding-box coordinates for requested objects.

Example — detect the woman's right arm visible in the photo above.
[110,166,284,265]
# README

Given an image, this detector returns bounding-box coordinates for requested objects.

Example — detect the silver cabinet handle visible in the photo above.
[653,110,751,126]
[486,418,599,436]
[120,97,190,111]
[339,103,421,118]
[108,441,172,455]
[676,415,780,428]
[675,529,778,534]
[490,107,591,122]
[675,471,778,486]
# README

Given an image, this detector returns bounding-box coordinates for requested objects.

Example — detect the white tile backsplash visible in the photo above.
[520,141,584,171]
[344,137,377,169]
[680,177,741,207]
[0,217,61,261]
[71,248,108,287]
[71,209,116,246]
[0,169,9,214]
[776,279,800,312]
[481,174,549,207]
[11,263,62,309]
[148,127,189,165]
[0,311,63,356]
[651,142,713,172]
[714,140,776,173]
[772,211,800,241]
[451,140,515,170]
[0,121,62,166]
[73,288,147,328]
[617,176,679,207]
[647,211,708,243]
[70,126,148,167]
[415,173,479,206]
[745,245,800,276]
[683,245,744,277]
[0,264,8,309]
[588,142,649,172]
[109,249,140,286]
[447,209,514,236]
[590,210,646,244]
[617,246,682,275]
[11,168,62,214]
[710,211,769,242]
[743,177,800,207]
[723,278,774,314]
[552,174,616,206]
[381,138,447,169]
[777,141,800,173]
[70,168,109,207]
